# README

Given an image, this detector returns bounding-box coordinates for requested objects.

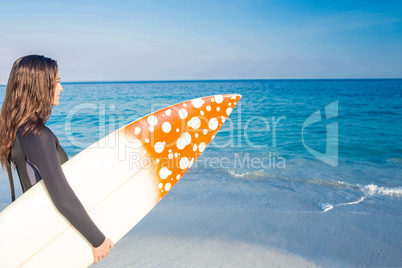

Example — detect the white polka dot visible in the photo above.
[193,144,197,151]
[162,122,172,133]
[231,95,236,99]
[221,116,226,123]
[165,109,172,116]
[226,107,233,115]
[176,174,181,180]
[174,152,179,157]
[158,183,163,189]
[178,109,188,119]
[145,138,149,143]
[176,132,191,150]
[214,95,224,103]
[183,103,187,107]
[195,133,199,138]
[149,126,154,132]
[191,98,205,108]
[156,159,160,164]
[211,98,214,102]
[168,153,173,159]
[135,127,141,135]
[217,107,220,112]
[155,141,165,153]
[159,167,171,179]
[229,103,232,106]
[206,105,211,111]
[147,115,158,127]
[180,157,190,169]
[165,183,171,191]
[199,142,206,152]
[209,118,219,130]
[187,117,201,129]
[176,128,180,132]
[200,111,204,115]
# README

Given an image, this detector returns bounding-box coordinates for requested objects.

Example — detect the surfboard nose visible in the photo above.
[125,94,242,199]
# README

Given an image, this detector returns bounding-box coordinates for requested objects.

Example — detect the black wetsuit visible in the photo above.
[11,126,105,247]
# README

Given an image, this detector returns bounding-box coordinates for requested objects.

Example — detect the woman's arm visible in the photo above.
[18,127,105,247]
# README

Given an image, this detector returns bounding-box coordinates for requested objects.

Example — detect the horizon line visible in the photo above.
[1,77,401,86]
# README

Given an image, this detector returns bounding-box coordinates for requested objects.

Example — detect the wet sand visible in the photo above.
[93,202,401,267]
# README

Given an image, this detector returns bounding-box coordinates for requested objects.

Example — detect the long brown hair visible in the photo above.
[0,55,58,169]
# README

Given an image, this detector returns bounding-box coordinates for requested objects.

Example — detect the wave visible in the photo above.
[225,169,402,214]
[321,197,365,213]
[228,169,402,197]
[227,169,273,180]
[228,169,249,178]
[361,184,402,197]
[387,158,402,164]
[321,184,402,212]
[321,204,334,213]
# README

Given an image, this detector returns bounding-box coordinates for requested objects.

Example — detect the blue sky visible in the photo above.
[0,0,401,83]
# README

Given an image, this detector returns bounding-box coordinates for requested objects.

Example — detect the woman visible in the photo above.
[0,55,114,264]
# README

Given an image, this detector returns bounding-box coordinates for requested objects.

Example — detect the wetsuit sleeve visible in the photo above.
[18,128,105,247]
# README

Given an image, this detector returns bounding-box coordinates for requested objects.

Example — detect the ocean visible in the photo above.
[0,79,401,267]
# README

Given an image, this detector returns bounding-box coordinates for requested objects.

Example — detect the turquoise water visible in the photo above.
[49,79,402,214]
[0,79,401,266]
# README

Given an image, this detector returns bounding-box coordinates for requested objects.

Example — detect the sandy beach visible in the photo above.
[92,195,401,267]
[93,205,321,268]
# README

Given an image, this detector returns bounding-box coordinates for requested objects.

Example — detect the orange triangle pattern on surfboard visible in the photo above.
[125,94,241,200]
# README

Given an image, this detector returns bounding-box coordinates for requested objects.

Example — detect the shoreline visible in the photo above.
[92,205,321,268]
[92,201,402,267]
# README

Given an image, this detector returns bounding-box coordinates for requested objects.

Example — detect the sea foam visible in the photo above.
[321,184,402,212]
[361,184,402,196]
[227,169,271,179]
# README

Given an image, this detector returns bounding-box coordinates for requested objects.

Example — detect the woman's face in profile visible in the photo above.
[53,71,63,106]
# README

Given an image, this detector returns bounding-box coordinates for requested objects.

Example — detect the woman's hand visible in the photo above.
[92,237,114,263]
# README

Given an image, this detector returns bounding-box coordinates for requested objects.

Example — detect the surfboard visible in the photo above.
[0,94,241,267]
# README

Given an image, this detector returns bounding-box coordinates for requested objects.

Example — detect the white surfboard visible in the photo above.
[0,94,241,267]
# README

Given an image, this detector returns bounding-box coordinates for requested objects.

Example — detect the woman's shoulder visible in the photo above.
[17,125,57,143]
[40,126,56,137]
